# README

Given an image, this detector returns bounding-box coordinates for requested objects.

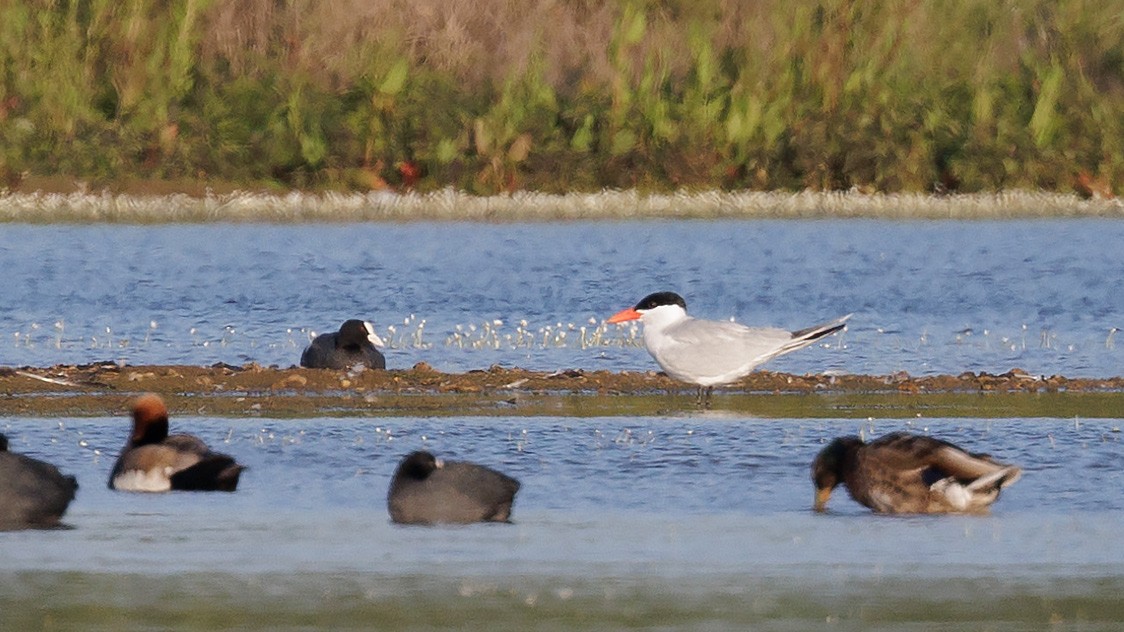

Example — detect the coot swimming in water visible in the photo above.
[388,450,520,525]
[0,433,78,529]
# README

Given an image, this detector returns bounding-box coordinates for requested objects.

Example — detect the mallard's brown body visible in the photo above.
[812,432,1021,514]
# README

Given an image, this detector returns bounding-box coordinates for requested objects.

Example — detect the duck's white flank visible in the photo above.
[112,467,175,492]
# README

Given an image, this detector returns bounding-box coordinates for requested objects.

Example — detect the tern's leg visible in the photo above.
[696,386,713,409]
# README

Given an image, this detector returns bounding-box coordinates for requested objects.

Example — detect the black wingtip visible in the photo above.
[791,314,851,341]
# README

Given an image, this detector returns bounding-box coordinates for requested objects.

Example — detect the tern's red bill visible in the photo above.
[606,307,641,324]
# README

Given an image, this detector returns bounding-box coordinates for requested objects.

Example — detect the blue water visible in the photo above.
[2,219,1122,376]
[2,415,1123,629]
[3,218,1124,628]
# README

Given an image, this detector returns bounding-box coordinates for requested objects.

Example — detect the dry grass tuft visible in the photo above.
[1,189,1120,223]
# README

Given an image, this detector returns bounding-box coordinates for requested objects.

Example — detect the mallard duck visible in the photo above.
[388,450,520,525]
[811,431,1021,514]
[108,394,244,492]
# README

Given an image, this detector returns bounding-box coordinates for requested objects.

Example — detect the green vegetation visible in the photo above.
[1,0,1122,195]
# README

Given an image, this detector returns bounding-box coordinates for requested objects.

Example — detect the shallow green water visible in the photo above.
[6,571,1124,630]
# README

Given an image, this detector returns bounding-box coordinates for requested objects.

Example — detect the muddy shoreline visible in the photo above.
[2,363,1123,419]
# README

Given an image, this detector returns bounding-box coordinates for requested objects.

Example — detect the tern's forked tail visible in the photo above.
[790,314,852,344]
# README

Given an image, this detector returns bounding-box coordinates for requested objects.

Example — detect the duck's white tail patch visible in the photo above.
[930,478,973,510]
[930,465,1021,511]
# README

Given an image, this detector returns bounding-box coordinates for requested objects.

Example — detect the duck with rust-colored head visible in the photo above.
[387,450,520,525]
[108,394,244,492]
[0,433,78,530]
[811,431,1021,514]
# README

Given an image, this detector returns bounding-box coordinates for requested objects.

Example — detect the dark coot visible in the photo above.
[300,319,386,370]
[0,433,78,530]
[388,450,520,525]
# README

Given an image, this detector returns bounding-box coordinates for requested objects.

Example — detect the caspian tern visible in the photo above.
[607,291,850,404]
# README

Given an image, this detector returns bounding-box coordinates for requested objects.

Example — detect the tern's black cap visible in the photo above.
[634,292,687,311]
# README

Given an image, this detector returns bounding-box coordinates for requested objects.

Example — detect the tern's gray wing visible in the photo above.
[655,319,794,381]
